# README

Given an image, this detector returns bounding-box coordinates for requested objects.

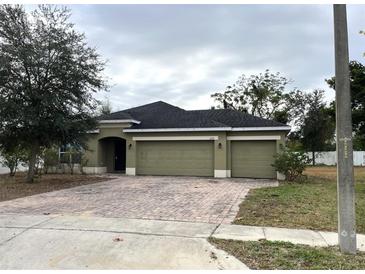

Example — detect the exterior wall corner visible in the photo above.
[277,171,285,180]
[126,167,136,176]
[214,169,230,178]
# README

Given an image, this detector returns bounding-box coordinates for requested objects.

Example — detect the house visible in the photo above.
[83,101,290,179]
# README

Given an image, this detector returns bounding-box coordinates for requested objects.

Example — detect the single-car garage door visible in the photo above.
[231,140,276,179]
[136,141,214,176]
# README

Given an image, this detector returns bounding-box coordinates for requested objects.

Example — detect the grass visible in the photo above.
[0,172,112,202]
[209,238,365,270]
[234,166,365,233]
[305,166,365,182]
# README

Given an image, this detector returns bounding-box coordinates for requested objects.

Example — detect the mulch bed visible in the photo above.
[0,172,113,202]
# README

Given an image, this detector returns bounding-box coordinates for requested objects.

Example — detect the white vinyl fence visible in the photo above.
[0,155,8,174]
[306,151,365,166]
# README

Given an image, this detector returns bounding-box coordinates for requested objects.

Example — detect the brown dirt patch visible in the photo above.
[304,166,365,182]
[0,173,112,202]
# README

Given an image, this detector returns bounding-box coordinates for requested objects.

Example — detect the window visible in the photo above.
[59,144,83,164]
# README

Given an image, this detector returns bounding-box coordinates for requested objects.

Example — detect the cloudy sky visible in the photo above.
[66,4,365,111]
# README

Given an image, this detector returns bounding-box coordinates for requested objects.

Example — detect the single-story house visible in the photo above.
[83,101,291,179]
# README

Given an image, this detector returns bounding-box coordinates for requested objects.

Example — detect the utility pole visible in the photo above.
[333,4,356,254]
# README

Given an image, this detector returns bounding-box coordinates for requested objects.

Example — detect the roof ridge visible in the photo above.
[124,101,230,127]
[189,109,226,112]
[123,100,185,113]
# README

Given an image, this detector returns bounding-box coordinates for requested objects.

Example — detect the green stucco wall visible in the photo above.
[84,124,132,170]
[83,123,289,178]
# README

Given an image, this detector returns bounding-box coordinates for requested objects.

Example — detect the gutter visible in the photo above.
[123,126,291,133]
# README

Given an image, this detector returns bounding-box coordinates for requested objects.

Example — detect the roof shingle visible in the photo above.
[97,101,288,129]
[189,109,287,127]
[123,101,227,129]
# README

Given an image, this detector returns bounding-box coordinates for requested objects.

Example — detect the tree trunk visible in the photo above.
[9,166,15,176]
[9,159,18,176]
[26,142,39,183]
[312,151,316,166]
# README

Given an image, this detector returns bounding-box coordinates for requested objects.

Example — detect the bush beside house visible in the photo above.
[272,149,311,181]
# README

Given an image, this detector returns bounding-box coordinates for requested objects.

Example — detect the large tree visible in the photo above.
[211,70,313,126]
[300,90,335,164]
[284,88,312,128]
[0,5,107,182]
[326,60,365,150]
[211,70,290,121]
[361,30,365,56]
[98,97,113,115]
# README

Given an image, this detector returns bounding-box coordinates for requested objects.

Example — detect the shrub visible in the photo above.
[0,146,27,176]
[63,147,82,175]
[42,148,59,174]
[272,148,311,182]
[79,152,89,175]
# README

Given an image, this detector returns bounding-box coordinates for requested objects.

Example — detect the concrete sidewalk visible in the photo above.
[0,214,246,270]
[1,214,364,269]
[213,224,365,251]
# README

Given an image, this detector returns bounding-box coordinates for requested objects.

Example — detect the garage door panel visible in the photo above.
[231,141,276,179]
[234,162,275,169]
[136,141,214,176]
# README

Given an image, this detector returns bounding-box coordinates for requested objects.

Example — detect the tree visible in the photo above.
[300,90,335,165]
[98,97,113,115]
[0,5,107,182]
[41,147,59,174]
[211,85,247,112]
[211,70,290,121]
[284,89,311,129]
[0,146,27,176]
[63,146,81,175]
[361,30,365,57]
[326,60,365,150]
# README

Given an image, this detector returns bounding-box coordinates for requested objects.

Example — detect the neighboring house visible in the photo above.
[83,101,290,179]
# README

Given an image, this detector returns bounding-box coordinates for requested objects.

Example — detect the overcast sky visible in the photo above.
[67,4,364,111]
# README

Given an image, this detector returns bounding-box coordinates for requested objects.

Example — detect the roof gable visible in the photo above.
[123,101,227,129]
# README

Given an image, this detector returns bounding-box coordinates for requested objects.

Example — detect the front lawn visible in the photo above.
[0,173,112,202]
[234,166,365,233]
[209,238,365,270]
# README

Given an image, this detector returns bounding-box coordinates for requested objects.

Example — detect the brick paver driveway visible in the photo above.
[0,176,277,224]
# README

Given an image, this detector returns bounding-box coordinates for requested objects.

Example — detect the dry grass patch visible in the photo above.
[304,166,365,182]
[234,166,365,233]
[209,238,365,270]
[0,173,113,202]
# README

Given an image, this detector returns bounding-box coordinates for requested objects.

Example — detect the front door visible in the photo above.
[114,139,126,172]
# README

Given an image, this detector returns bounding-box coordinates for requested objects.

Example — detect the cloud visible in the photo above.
[65,4,365,110]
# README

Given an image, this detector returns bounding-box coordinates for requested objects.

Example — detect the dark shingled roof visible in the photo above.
[123,101,227,129]
[189,109,287,127]
[97,101,289,129]
[97,111,134,120]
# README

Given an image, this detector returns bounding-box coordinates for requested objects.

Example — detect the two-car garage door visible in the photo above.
[136,141,214,177]
[135,140,277,179]
[231,141,277,179]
